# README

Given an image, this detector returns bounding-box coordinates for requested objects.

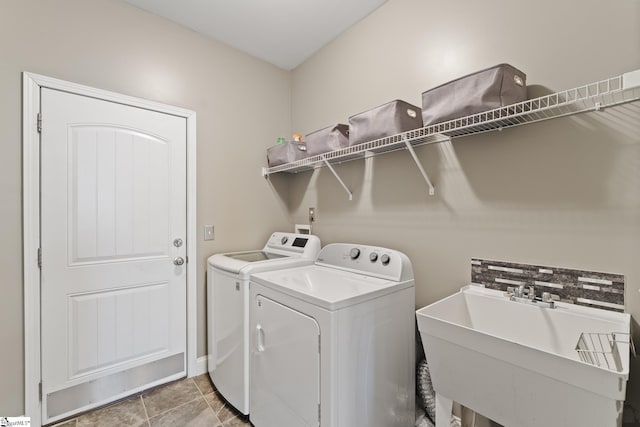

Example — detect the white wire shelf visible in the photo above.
[261,70,640,196]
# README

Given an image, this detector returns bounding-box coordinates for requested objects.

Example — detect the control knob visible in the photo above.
[280,236,289,245]
[380,254,390,265]
[349,248,360,260]
[369,252,378,262]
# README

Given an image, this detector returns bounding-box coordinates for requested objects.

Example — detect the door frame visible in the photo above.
[23,72,198,426]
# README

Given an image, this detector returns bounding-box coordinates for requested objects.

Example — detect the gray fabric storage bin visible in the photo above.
[305,124,350,156]
[348,100,423,146]
[267,141,307,166]
[421,64,527,126]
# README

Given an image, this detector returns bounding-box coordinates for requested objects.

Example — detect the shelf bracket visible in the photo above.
[403,138,435,196]
[321,155,353,200]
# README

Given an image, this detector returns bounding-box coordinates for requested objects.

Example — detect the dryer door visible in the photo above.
[251,294,320,427]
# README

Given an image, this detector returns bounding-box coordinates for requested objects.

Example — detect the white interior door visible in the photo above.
[251,294,320,427]
[40,88,187,423]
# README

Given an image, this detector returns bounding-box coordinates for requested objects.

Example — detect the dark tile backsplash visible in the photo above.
[471,258,625,312]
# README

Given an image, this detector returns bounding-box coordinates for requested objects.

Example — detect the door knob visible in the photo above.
[173,257,185,266]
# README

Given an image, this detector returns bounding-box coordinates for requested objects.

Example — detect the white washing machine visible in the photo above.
[207,232,321,415]
[249,243,415,427]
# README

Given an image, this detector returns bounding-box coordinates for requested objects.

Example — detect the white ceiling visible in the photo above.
[123,0,388,70]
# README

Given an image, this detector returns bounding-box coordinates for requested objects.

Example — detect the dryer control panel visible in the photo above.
[264,232,321,258]
[315,243,414,282]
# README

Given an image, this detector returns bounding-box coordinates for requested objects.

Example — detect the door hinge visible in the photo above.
[318,335,321,353]
[318,403,321,423]
[37,113,42,133]
[38,382,42,402]
[37,248,42,269]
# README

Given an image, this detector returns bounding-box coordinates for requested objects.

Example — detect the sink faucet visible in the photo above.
[512,285,535,299]
[525,286,535,300]
[506,286,559,308]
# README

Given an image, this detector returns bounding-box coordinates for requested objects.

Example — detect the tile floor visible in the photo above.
[49,374,251,427]
[44,375,640,427]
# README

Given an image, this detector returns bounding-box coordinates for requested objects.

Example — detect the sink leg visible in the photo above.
[435,393,453,427]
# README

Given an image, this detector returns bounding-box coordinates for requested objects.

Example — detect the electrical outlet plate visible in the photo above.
[204,225,214,241]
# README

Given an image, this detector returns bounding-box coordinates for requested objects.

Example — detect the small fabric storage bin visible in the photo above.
[267,141,307,166]
[421,63,527,126]
[348,100,423,146]
[305,124,350,156]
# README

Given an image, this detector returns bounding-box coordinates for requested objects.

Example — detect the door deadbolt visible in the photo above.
[173,238,183,248]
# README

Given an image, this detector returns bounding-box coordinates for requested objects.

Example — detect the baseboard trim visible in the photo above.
[193,355,208,376]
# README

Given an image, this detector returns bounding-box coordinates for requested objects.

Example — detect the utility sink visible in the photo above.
[416,285,632,427]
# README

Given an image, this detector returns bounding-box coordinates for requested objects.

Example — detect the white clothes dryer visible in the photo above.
[249,243,415,427]
[207,232,321,415]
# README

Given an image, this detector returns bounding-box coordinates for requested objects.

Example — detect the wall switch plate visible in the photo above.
[204,225,214,241]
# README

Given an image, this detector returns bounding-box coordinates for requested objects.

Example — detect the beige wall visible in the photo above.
[0,0,291,415]
[2,0,639,421]
[290,0,640,420]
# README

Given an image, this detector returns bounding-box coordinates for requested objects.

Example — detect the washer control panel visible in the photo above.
[315,243,413,281]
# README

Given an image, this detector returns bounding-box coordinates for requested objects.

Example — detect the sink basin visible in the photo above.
[416,285,631,427]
